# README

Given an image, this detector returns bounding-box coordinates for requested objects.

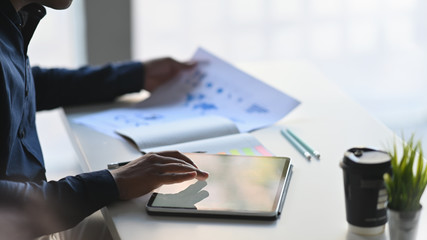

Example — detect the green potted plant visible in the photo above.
[383,135,427,240]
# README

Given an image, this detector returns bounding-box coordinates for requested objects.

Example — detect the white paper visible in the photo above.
[116,115,239,150]
[73,48,300,137]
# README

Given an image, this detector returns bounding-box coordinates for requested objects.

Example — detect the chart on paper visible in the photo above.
[181,69,270,116]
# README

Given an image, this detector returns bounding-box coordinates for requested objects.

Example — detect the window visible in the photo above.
[131,0,427,144]
[28,2,86,68]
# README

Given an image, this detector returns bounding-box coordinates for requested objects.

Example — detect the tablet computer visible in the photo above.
[146,153,292,220]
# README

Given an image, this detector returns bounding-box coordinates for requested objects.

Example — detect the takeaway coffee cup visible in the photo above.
[340,147,391,235]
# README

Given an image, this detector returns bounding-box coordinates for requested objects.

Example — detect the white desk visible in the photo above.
[65,60,426,240]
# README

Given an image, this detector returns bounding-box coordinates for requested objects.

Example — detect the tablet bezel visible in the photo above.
[145,154,292,220]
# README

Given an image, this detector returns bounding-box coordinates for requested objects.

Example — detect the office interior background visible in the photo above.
[29,0,427,152]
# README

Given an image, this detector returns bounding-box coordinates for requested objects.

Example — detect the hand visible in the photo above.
[143,57,197,92]
[109,151,209,200]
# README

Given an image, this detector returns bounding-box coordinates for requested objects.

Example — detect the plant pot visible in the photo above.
[388,206,422,240]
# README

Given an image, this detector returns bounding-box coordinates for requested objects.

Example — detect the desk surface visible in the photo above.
[66,60,426,240]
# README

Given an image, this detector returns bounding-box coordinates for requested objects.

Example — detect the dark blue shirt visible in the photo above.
[0,1,144,235]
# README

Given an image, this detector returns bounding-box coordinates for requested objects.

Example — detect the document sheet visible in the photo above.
[74,48,300,137]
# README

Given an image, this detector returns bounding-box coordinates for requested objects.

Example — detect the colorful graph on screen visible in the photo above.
[218,145,273,156]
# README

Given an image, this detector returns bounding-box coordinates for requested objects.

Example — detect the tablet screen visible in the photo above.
[147,153,292,218]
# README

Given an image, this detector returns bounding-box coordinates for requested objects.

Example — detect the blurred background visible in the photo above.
[28,0,427,151]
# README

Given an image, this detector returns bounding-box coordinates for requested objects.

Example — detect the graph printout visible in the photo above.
[74,48,300,137]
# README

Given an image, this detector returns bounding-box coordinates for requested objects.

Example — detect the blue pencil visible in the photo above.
[286,128,320,159]
[280,129,311,161]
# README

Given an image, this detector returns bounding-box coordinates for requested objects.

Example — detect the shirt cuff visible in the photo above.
[77,169,120,208]
[112,61,145,94]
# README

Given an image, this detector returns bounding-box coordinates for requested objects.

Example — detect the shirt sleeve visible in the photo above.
[33,61,144,111]
[0,170,119,237]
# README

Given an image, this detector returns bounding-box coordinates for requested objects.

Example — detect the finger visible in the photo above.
[153,151,198,168]
[169,59,197,70]
[146,154,196,169]
[145,152,209,179]
[195,173,209,181]
[180,61,198,69]
[156,163,209,178]
[156,162,198,172]
[159,171,197,185]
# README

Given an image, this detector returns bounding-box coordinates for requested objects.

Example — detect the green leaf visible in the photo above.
[386,135,427,211]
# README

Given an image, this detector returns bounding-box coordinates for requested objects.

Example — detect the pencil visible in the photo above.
[280,129,311,161]
[286,128,320,159]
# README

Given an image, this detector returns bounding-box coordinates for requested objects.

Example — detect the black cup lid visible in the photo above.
[341,147,391,174]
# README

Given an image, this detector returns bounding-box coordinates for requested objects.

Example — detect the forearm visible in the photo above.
[34,61,144,110]
[0,170,119,237]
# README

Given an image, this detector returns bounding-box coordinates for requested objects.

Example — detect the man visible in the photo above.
[0,0,209,238]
